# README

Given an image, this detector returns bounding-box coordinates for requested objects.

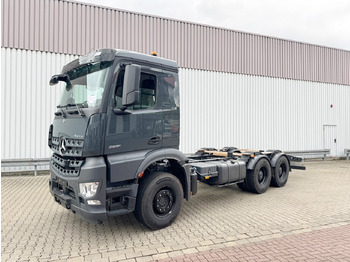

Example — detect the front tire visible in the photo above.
[134,172,183,230]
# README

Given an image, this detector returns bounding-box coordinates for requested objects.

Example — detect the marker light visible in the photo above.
[87,200,101,205]
[151,52,157,56]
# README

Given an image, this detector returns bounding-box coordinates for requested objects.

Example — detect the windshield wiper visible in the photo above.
[66,103,86,117]
[54,107,66,118]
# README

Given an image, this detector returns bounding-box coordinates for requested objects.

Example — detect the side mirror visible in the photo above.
[122,65,141,107]
[49,74,72,91]
[49,75,60,86]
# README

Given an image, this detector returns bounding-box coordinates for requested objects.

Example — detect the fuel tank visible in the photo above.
[191,160,246,185]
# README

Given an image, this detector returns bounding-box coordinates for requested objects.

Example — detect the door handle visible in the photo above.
[148,136,161,145]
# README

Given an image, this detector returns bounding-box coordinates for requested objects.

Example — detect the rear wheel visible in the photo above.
[237,181,248,191]
[246,158,272,194]
[271,156,289,187]
[134,172,183,229]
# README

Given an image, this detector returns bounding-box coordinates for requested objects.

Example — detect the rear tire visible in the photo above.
[134,172,183,230]
[246,158,272,194]
[237,181,248,191]
[271,156,289,187]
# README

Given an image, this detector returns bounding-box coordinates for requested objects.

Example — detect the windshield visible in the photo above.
[58,61,112,108]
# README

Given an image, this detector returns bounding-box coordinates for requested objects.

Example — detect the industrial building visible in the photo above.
[1,0,350,171]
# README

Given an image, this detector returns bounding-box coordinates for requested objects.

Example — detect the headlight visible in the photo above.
[79,182,99,198]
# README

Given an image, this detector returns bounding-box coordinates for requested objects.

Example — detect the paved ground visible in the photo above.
[160,224,350,262]
[1,160,350,262]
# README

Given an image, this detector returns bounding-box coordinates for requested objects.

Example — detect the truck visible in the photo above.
[48,49,304,229]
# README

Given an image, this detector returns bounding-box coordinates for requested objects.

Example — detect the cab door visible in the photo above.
[105,69,163,155]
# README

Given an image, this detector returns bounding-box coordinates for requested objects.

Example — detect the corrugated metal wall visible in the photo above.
[1,49,349,162]
[2,0,350,85]
[179,68,350,155]
[1,48,77,160]
[1,0,350,168]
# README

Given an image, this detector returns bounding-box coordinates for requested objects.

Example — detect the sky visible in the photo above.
[78,0,350,51]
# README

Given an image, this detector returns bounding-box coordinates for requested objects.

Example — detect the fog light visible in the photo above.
[79,182,99,198]
[87,200,101,205]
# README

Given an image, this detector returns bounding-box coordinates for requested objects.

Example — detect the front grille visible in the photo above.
[51,154,84,177]
[51,136,84,157]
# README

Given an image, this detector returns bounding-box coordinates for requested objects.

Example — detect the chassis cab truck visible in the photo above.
[48,49,303,229]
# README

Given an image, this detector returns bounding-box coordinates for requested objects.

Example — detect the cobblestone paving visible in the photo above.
[1,160,350,261]
[160,224,350,261]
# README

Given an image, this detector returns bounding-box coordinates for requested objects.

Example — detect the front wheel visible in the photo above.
[134,172,183,230]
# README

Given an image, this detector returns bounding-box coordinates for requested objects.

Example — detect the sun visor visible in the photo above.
[62,49,116,73]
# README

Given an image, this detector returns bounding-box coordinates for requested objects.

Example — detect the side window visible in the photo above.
[155,73,177,109]
[137,73,156,110]
[114,70,156,110]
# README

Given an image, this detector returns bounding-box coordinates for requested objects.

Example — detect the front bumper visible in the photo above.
[51,185,108,223]
[49,156,137,223]
[50,156,109,223]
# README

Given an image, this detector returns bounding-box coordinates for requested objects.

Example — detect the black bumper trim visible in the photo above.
[51,187,108,223]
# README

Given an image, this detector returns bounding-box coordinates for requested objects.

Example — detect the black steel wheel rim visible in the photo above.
[278,163,286,179]
[153,188,174,216]
[258,167,267,184]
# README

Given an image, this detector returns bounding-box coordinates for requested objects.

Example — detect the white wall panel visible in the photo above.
[1,48,78,162]
[179,68,350,156]
[1,49,349,171]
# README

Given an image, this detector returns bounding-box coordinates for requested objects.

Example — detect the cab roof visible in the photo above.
[62,48,178,73]
[115,49,178,70]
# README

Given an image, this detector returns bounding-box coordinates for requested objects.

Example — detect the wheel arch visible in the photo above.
[246,155,271,170]
[135,148,191,200]
[270,153,291,171]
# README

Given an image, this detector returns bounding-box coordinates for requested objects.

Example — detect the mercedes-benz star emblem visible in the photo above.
[59,137,67,155]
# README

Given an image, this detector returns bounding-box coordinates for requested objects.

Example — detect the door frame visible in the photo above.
[323,124,337,157]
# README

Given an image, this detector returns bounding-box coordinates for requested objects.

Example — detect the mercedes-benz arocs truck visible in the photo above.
[48,49,304,229]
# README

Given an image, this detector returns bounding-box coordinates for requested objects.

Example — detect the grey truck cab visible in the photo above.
[49,49,191,229]
[49,49,303,229]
